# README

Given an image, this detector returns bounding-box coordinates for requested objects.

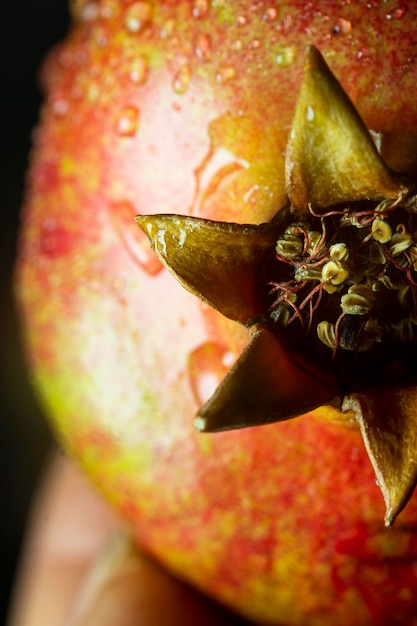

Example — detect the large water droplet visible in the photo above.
[172,65,192,94]
[116,105,140,137]
[194,33,212,61]
[193,145,249,214]
[130,55,149,85]
[110,201,163,275]
[188,342,236,406]
[125,1,153,33]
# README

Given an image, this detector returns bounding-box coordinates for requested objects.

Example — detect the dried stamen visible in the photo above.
[264,196,417,386]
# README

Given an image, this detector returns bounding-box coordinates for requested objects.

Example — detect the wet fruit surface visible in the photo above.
[15,1,417,624]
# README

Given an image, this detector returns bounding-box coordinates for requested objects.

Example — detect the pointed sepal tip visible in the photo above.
[286,46,411,213]
[343,391,417,527]
[195,326,340,433]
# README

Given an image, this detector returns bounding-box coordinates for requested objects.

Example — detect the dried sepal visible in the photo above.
[136,46,417,525]
[286,46,411,213]
[194,326,340,432]
[136,213,286,325]
[343,390,417,527]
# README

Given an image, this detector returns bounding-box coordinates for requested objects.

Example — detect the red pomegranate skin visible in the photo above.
[16,1,417,624]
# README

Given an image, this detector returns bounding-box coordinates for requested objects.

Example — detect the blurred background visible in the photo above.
[1,1,70,622]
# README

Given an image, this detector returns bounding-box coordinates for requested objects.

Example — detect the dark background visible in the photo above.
[1,2,70,622]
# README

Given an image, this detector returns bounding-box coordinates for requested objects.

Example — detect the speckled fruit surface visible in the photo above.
[16,2,417,624]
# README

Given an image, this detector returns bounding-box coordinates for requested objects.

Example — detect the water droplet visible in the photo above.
[248,38,261,50]
[110,201,163,275]
[263,7,277,21]
[160,18,176,39]
[72,0,100,21]
[188,342,236,406]
[39,218,71,258]
[194,33,212,61]
[192,0,210,18]
[116,105,140,137]
[236,15,248,26]
[125,1,153,33]
[59,49,74,68]
[331,17,352,35]
[172,65,192,94]
[386,5,406,19]
[275,45,297,67]
[357,46,374,60]
[216,66,236,84]
[87,82,100,103]
[100,0,119,19]
[193,145,249,214]
[51,95,70,116]
[231,39,243,52]
[130,55,149,85]
[94,26,108,47]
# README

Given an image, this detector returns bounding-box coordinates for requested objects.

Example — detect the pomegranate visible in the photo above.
[16,1,417,624]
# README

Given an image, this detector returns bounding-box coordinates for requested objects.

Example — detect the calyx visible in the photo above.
[137,46,417,526]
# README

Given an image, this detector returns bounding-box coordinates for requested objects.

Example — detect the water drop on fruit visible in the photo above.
[87,82,100,103]
[125,1,153,33]
[51,95,70,116]
[59,49,74,68]
[236,15,248,26]
[39,218,71,259]
[216,66,236,83]
[248,38,261,50]
[193,143,249,214]
[130,55,149,85]
[192,0,210,19]
[275,45,297,66]
[331,18,352,35]
[100,0,119,19]
[72,0,99,22]
[116,105,140,137]
[386,5,406,20]
[263,7,278,21]
[194,33,212,60]
[159,18,176,39]
[110,201,163,275]
[188,342,236,405]
[173,65,192,94]
[94,26,108,47]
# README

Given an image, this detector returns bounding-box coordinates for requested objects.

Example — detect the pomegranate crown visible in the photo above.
[138,46,417,527]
